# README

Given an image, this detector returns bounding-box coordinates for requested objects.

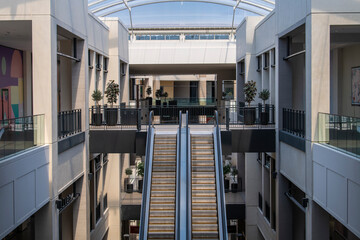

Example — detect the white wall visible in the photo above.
[279,142,306,192]
[88,13,109,57]
[255,12,276,55]
[313,144,360,238]
[0,146,50,239]
[276,0,307,35]
[130,39,235,65]
[57,143,84,194]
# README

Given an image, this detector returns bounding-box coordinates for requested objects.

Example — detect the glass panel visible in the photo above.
[0,114,44,161]
[317,113,360,157]
[151,35,165,40]
[185,34,199,40]
[199,34,214,40]
[165,35,180,40]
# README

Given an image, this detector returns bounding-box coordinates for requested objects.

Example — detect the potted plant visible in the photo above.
[155,89,162,106]
[258,89,270,125]
[136,162,144,193]
[105,80,119,126]
[231,167,239,193]
[125,168,133,193]
[244,80,257,125]
[146,86,152,106]
[91,89,103,126]
[223,163,232,193]
[163,92,168,107]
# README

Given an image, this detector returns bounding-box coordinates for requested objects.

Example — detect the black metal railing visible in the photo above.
[89,104,277,129]
[0,114,45,160]
[90,106,141,130]
[224,105,275,129]
[58,109,82,139]
[283,108,305,138]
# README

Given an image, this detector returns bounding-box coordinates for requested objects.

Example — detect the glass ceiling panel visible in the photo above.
[88,0,274,28]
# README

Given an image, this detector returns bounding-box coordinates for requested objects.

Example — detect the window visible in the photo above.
[95,156,101,223]
[239,61,245,75]
[96,54,101,70]
[215,34,229,40]
[199,34,214,40]
[257,56,262,72]
[130,78,136,100]
[185,34,199,40]
[166,35,180,40]
[151,35,165,40]
[121,62,126,76]
[222,80,234,100]
[264,52,269,69]
[88,50,92,68]
[272,48,276,67]
[104,58,108,72]
[136,35,150,40]
[103,194,108,211]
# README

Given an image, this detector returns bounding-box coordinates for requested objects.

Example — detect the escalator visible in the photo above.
[140,111,227,240]
[191,134,219,239]
[148,134,177,239]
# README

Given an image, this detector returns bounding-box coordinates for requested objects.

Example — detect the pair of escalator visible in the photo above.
[140,112,227,240]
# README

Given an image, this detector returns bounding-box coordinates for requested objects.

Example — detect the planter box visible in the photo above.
[126,184,133,193]
[244,107,256,125]
[106,108,118,126]
[224,179,230,193]
[231,183,238,193]
[138,179,143,193]
[92,113,102,126]
[260,112,269,125]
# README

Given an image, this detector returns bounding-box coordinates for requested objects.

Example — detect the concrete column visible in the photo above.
[108,153,122,239]
[120,62,130,104]
[24,51,32,116]
[32,15,58,240]
[245,153,262,240]
[198,75,207,105]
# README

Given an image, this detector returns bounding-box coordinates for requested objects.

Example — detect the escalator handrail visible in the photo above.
[186,110,192,240]
[175,111,182,240]
[139,111,154,240]
[214,110,228,240]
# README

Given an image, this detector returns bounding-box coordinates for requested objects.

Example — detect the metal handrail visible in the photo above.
[139,111,154,239]
[214,110,228,240]
[175,111,182,240]
[186,111,192,240]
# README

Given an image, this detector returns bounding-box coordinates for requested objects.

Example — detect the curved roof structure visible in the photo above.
[88,0,275,29]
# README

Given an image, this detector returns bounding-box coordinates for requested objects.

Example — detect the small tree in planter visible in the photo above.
[91,90,103,126]
[136,162,144,193]
[125,168,133,193]
[244,80,257,125]
[155,89,162,106]
[223,163,232,193]
[146,86,152,106]
[258,89,270,125]
[231,167,239,193]
[105,80,119,126]
[163,92,168,106]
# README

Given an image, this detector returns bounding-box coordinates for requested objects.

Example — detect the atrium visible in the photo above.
[0,0,359,240]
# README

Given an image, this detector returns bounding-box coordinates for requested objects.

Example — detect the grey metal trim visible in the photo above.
[186,111,191,240]
[279,130,305,152]
[285,192,306,213]
[139,111,154,239]
[175,111,181,240]
[214,111,228,240]
[283,50,305,60]
[58,132,85,154]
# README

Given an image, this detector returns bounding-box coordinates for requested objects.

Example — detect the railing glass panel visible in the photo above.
[0,114,44,160]
[318,113,360,157]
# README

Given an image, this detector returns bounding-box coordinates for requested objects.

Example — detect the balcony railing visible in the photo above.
[283,108,305,138]
[58,109,82,139]
[146,97,216,107]
[225,104,275,129]
[89,104,276,129]
[0,114,44,160]
[318,113,360,157]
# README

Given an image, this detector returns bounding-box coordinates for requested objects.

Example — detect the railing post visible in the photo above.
[226,107,229,131]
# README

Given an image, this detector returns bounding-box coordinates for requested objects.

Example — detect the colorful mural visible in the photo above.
[0,45,23,120]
